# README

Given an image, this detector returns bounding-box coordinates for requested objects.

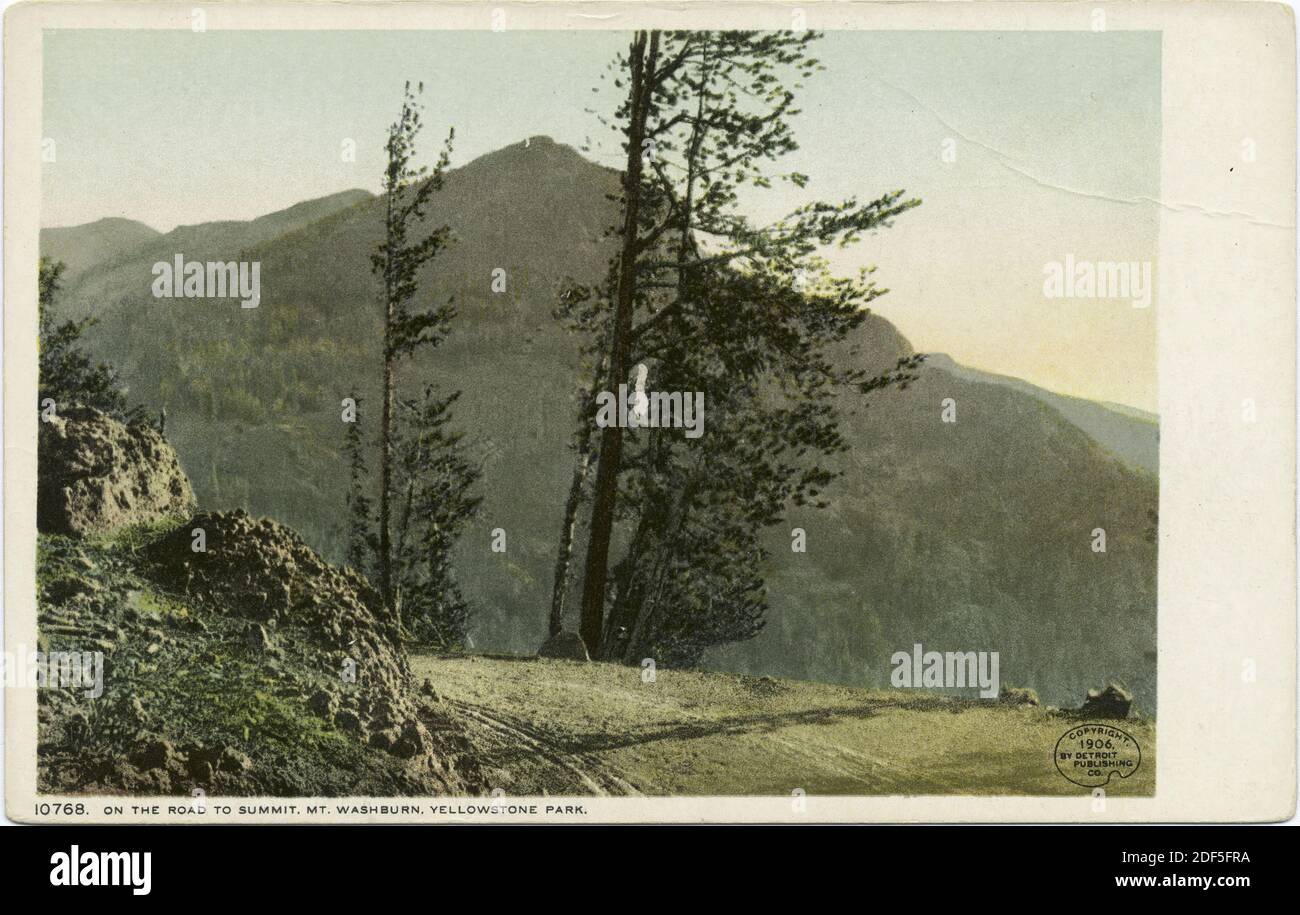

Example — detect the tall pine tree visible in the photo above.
[558,30,922,658]
[391,386,482,647]
[370,82,457,627]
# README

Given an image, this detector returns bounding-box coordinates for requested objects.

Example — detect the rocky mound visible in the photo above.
[143,509,395,639]
[140,510,477,771]
[38,406,195,538]
[37,508,485,796]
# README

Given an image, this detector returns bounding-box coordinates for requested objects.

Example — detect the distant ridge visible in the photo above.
[39,217,161,281]
[41,189,374,320]
[925,353,1158,476]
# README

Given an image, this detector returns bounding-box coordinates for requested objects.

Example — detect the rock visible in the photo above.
[538,630,590,661]
[246,624,272,651]
[369,698,397,729]
[187,757,214,783]
[999,686,1040,706]
[147,770,173,794]
[308,689,338,720]
[44,575,101,603]
[334,709,363,734]
[368,728,399,752]
[127,697,148,727]
[742,675,784,697]
[1079,683,1133,719]
[218,748,253,774]
[129,738,179,771]
[142,511,388,643]
[38,406,195,538]
[419,679,441,702]
[392,720,430,759]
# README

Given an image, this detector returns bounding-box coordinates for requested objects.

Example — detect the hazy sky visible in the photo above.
[42,29,1160,412]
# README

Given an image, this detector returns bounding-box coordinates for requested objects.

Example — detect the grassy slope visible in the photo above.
[414,653,1155,797]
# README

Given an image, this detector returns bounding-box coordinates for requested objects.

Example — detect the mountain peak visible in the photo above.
[46,216,160,235]
[459,135,604,182]
[39,217,162,279]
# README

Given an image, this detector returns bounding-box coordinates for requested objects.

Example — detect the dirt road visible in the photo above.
[411,653,1155,797]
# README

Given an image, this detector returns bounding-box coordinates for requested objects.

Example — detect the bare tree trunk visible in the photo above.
[600,494,657,658]
[549,360,609,635]
[578,30,660,655]
[379,185,398,630]
[550,445,593,635]
[379,338,395,624]
[395,478,415,570]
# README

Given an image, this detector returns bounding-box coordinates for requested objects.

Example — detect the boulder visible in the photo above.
[218,747,253,774]
[392,719,431,759]
[308,689,338,721]
[334,708,364,734]
[187,757,214,783]
[128,737,179,772]
[38,406,195,538]
[538,630,590,661]
[246,623,273,652]
[1079,683,1133,719]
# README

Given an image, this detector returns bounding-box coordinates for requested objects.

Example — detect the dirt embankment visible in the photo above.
[37,408,484,797]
